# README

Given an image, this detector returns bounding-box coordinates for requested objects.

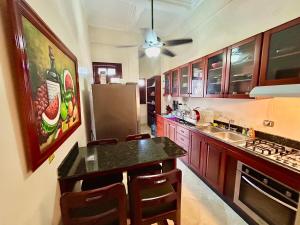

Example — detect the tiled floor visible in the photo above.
[176,160,247,225]
[139,125,248,225]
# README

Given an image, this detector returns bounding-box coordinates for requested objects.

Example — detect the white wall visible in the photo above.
[0,0,92,224]
[89,26,140,82]
[160,0,300,141]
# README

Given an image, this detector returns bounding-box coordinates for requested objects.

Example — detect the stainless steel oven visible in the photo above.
[234,161,300,225]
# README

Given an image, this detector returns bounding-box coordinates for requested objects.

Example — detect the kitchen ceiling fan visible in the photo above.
[119,0,193,58]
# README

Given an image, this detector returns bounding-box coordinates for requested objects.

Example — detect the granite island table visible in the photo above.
[57,137,187,193]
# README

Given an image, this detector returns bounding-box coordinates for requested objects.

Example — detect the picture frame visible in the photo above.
[8,0,81,171]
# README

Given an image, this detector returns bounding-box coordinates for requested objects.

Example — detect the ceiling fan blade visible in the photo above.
[161,48,176,57]
[164,38,193,46]
[116,44,139,48]
[139,49,145,58]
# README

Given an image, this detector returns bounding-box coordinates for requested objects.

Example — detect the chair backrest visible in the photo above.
[125,133,151,141]
[60,183,127,225]
[87,138,118,147]
[130,169,182,223]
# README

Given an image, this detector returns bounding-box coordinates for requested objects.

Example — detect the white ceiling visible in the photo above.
[82,0,204,37]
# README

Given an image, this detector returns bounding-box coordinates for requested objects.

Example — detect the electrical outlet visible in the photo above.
[263,120,274,127]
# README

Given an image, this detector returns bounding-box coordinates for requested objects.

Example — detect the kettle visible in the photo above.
[192,109,200,122]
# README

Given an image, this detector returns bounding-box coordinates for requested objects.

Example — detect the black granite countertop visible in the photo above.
[58,137,187,179]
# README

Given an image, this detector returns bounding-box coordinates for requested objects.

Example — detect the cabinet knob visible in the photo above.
[285,191,292,198]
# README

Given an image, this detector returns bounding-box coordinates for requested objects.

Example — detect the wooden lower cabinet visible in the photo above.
[223,154,238,201]
[176,126,190,164]
[156,125,164,137]
[168,123,176,142]
[156,115,164,137]
[202,140,226,193]
[189,131,205,175]
[163,120,169,137]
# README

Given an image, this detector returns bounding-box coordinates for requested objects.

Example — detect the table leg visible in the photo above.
[59,179,77,194]
[162,159,177,172]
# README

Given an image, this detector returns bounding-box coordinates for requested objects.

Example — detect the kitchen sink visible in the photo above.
[213,132,248,143]
[197,126,223,133]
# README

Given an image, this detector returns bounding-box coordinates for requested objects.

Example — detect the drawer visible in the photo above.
[176,133,189,151]
[177,125,189,138]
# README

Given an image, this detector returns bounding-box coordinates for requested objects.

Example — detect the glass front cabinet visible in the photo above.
[205,49,227,97]
[190,58,205,97]
[225,34,262,97]
[163,71,171,96]
[179,64,190,96]
[260,17,300,85]
[171,69,179,96]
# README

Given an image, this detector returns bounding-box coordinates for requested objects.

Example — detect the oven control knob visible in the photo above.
[263,178,268,184]
[245,169,250,174]
[285,191,292,198]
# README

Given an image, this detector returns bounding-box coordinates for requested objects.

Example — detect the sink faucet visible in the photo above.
[228,119,235,131]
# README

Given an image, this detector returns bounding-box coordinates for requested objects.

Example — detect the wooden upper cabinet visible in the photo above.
[225,34,262,98]
[190,58,205,97]
[260,17,300,86]
[204,49,227,97]
[171,69,179,96]
[179,64,190,96]
[163,71,171,96]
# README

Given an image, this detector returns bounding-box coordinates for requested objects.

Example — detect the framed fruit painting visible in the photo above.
[9,0,81,171]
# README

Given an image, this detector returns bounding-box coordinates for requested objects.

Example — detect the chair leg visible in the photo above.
[158,221,168,225]
[174,215,180,225]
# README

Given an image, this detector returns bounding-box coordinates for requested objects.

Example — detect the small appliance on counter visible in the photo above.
[196,109,214,126]
[173,100,179,111]
[192,108,200,122]
[166,105,173,114]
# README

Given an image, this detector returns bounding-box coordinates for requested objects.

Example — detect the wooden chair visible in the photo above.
[125,133,162,181]
[60,183,127,225]
[129,169,182,225]
[87,138,118,147]
[81,138,123,191]
[125,133,151,141]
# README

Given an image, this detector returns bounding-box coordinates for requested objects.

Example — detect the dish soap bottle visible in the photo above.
[247,128,255,139]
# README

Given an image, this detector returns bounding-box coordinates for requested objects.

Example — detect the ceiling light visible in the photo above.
[145,47,161,58]
[138,79,145,87]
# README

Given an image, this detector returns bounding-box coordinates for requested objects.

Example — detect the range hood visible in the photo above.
[249,84,300,98]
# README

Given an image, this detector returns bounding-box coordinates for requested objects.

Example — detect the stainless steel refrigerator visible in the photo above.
[90,84,140,141]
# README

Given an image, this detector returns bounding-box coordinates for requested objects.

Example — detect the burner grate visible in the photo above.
[244,138,300,171]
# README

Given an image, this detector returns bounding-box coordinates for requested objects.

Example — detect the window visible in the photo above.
[139,79,146,104]
[92,62,122,84]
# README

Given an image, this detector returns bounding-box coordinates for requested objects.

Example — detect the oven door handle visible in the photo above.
[241,176,298,212]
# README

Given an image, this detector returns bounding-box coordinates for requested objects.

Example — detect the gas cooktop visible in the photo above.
[242,139,300,172]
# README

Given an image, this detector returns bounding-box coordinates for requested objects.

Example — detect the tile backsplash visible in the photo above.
[163,96,300,141]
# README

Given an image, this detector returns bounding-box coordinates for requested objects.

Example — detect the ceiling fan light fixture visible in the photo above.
[145,46,161,58]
